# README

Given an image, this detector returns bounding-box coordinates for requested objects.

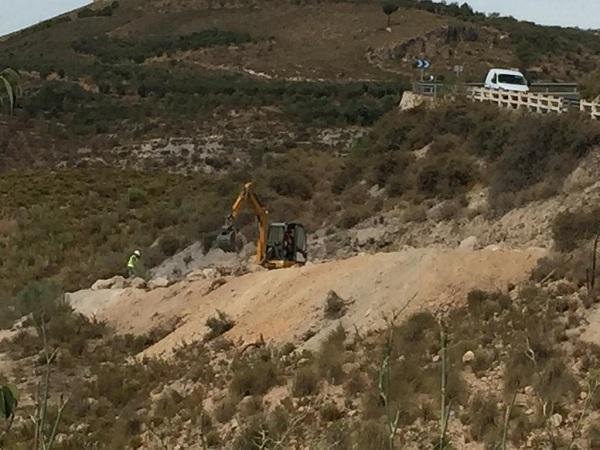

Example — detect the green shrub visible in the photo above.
[159,234,180,257]
[126,187,147,209]
[204,310,235,341]
[229,350,280,397]
[316,325,346,385]
[468,393,499,444]
[214,395,238,423]
[552,207,600,252]
[292,366,319,397]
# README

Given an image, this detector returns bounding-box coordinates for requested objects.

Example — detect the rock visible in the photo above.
[550,413,563,427]
[462,350,475,364]
[413,144,431,160]
[148,277,171,289]
[565,328,582,340]
[432,354,440,362]
[459,236,479,251]
[368,184,384,198]
[524,386,535,396]
[130,277,147,289]
[580,391,588,401]
[202,268,219,279]
[91,275,126,290]
[484,244,501,251]
[11,314,32,330]
[398,91,433,111]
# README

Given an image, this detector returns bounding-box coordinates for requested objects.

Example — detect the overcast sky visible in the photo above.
[2,0,600,37]
[0,0,90,36]
[467,0,600,29]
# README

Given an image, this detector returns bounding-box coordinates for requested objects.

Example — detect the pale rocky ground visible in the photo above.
[69,247,545,358]
[66,146,600,358]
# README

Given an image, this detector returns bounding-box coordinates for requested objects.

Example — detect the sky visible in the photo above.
[0,0,90,36]
[463,0,600,29]
[2,0,600,37]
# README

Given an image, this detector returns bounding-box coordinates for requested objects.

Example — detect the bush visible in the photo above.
[204,310,235,341]
[552,207,600,252]
[14,279,63,322]
[324,290,346,319]
[469,393,499,444]
[160,234,180,257]
[316,325,346,385]
[214,395,237,423]
[292,366,319,397]
[229,350,280,397]
[269,170,314,200]
[319,402,343,422]
[589,424,600,448]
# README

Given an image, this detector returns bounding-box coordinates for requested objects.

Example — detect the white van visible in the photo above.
[484,68,529,93]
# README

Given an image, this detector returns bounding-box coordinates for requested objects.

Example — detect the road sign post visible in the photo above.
[415,58,431,82]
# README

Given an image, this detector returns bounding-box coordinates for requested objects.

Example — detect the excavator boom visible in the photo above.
[217,182,269,264]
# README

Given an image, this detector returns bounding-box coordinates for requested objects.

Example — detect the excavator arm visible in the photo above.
[222,182,269,264]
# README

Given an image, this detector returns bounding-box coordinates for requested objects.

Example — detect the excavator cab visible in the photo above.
[266,222,308,266]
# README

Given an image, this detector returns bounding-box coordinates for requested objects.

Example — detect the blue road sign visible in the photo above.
[415,59,431,69]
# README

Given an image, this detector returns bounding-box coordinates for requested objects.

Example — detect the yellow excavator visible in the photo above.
[215,182,308,270]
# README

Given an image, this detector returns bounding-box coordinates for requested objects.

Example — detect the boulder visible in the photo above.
[550,413,563,427]
[202,268,219,280]
[148,277,171,290]
[459,236,479,251]
[462,350,475,364]
[399,91,433,111]
[91,275,126,290]
[129,277,147,289]
[524,386,535,396]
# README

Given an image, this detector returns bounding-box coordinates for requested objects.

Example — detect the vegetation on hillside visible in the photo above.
[336,101,600,215]
[0,150,347,297]
[71,29,254,64]
[390,0,600,70]
[1,278,599,448]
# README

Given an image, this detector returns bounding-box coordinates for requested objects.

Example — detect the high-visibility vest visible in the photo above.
[127,254,138,269]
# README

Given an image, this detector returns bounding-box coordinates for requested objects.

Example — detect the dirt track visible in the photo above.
[70,247,546,358]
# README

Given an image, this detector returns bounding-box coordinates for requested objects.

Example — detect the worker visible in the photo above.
[283,226,294,260]
[127,250,141,278]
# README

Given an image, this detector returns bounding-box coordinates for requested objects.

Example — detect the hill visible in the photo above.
[3,1,600,449]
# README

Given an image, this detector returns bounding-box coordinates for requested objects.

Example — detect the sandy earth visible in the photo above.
[581,305,600,347]
[69,247,546,358]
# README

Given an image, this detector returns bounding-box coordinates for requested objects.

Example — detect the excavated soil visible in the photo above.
[70,247,546,358]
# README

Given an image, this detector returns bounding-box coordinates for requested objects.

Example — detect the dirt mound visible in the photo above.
[70,247,545,356]
[137,247,543,357]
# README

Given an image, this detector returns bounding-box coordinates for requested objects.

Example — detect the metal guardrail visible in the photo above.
[415,81,580,98]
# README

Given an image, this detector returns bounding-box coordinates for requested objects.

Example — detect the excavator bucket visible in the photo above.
[216,227,237,252]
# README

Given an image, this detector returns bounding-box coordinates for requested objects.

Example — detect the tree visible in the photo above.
[0,68,21,115]
[381,1,399,28]
[579,69,600,101]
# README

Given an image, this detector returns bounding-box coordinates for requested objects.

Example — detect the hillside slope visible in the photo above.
[68,247,546,357]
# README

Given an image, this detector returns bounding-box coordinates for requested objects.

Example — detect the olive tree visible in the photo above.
[381,1,399,28]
